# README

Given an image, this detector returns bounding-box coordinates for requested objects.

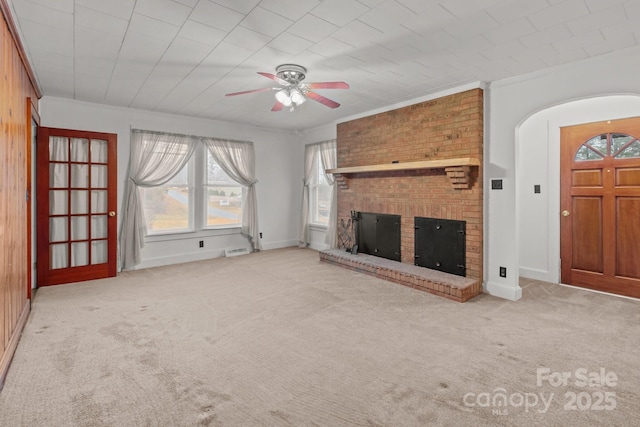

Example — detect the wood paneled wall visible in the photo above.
[1,3,39,387]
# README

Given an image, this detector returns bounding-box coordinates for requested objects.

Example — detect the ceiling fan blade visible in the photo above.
[305,82,350,90]
[225,87,275,97]
[271,101,284,112]
[305,91,341,108]
[257,72,289,86]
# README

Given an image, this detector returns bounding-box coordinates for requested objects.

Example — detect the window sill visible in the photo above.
[310,223,328,231]
[145,227,241,243]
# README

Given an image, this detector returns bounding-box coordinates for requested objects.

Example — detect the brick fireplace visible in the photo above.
[322,89,484,302]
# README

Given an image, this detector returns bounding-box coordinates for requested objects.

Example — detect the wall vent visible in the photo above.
[224,247,251,257]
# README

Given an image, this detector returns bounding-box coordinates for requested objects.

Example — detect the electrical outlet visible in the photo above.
[199,240,204,248]
[259,232,263,238]
[491,179,503,190]
[499,266,507,278]
[534,184,541,194]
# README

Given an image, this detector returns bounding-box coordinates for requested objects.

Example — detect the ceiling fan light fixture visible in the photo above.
[226,64,348,112]
[275,89,290,105]
[290,88,305,105]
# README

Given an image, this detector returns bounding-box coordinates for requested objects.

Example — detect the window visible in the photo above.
[575,133,640,161]
[204,150,243,228]
[141,145,244,234]
[309,154,331,226]
[141,162,192,232]
[299,139,336,248]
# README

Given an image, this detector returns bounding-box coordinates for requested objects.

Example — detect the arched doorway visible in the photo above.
[516,95,640,293]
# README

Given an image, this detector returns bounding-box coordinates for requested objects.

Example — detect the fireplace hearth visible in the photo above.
[324,213,479,302]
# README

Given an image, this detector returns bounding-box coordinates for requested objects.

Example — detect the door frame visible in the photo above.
[26,97,39,298]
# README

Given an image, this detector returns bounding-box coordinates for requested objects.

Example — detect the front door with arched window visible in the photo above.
[560,117,640,298]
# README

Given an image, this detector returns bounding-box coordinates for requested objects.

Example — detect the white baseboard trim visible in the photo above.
[519,267,551,282]
[259,240,298,251]
[135,250,226,270]
[485,280,523,301]
[308,242,329,251]
[135,241,299,270]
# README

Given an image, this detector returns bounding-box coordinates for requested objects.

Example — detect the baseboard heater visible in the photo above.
[224,247,251,257]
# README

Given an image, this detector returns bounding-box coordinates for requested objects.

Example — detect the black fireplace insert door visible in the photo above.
[414,217,466,276]
[356,212,401,262]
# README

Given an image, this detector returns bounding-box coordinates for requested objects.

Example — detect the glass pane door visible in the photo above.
[37,128,117,286]
[47,136,109,269]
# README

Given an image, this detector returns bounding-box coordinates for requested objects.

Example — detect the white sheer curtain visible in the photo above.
[49,136,110,269]
[201,137,261,251]
[298,144,317,247]
[119,130,198,270]
[298,140,337,248]
[49,136,69,269]
[318,140,338,248]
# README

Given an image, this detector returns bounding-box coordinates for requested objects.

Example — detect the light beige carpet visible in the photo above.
[0,247,638,426]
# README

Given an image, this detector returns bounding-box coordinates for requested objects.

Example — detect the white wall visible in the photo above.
[40,97,302,269]
[488,44,640,300]
[517,112,551,281]
[518,95,640,283]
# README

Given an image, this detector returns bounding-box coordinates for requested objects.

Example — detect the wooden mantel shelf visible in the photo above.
[326,157,480,175]
[327,157,480,190]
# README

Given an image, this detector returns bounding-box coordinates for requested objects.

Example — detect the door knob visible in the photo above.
[109,211,116,217]
[562,210,570,217]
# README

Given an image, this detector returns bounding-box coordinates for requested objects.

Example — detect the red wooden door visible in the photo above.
[560,117,640,298]
[36,127,117,286]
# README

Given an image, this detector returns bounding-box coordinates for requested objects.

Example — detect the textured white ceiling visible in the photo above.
[8,0,640,130]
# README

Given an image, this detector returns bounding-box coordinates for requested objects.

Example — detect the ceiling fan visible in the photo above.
[225,64,349,112]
